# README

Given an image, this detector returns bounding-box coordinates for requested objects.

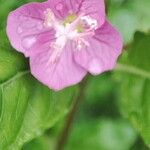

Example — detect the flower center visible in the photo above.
[44,9,98,63]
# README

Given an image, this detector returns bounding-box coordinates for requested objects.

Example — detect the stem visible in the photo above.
[105,0,109,14]
[55,75,89,150]
[56,1,108,149]
[115,63,150,79]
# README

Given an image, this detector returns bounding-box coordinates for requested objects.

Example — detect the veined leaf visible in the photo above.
[115,32,150,147]
[0,73,77,150]
[0,41,78,149]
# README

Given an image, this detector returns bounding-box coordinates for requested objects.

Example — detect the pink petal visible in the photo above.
[74,21,123,75]
[7,2,55,57]
[47,0,70,19]
[48,0,105,27]
[30,42,87,91]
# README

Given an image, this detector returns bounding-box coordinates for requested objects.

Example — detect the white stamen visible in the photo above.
[81,16,98,30]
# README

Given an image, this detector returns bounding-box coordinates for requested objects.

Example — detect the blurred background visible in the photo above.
[0,0,150,150]
[22,73,149,150]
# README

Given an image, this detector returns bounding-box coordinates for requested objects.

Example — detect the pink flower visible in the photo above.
[7,0,123,91]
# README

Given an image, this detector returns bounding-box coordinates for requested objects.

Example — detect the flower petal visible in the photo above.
[74,21,123,75]
[30,42,87,91]
[47,0,70,19]
[7,2,55,57]
[48,0,105,27]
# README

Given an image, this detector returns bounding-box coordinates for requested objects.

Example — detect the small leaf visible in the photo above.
[115,32,150,147]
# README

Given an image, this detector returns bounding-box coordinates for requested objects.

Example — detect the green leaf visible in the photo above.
[0,40,78,149]
[115,32,150,147]
[0,39,28,83]
[22,135,52,150]
[65,119,136,150]
[0,73,77,150]
[108,0,150,43]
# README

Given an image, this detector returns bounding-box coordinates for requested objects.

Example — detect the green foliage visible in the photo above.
[116,32,150,147]
[0,0,150,149]
[66,119,137,150]
[0,69,77,149]
[108,0,150,43]
[22,136,52,150]
[85,74,116,104]
[0,37,28,83]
